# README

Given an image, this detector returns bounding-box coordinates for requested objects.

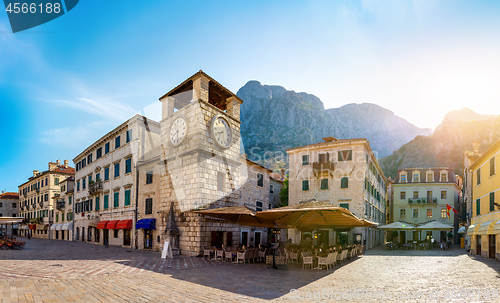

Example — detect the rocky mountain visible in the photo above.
[380,109,500,179]
[236,81,432,164]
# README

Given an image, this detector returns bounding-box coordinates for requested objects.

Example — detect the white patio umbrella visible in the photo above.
[417,221,453,230]
[378,222,416,230]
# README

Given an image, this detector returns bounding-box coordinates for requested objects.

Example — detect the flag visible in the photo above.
[446,204,458,218]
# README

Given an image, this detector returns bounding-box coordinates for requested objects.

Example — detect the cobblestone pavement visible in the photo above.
[2,238,500,302]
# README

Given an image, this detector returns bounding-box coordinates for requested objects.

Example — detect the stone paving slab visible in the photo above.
[2,238,500,302]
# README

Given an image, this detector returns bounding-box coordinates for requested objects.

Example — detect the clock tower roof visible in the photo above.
[159,70,243,111]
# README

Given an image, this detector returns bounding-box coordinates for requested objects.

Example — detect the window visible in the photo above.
[104,167,110,181]
[96,173,100,182]
[491,157,495,177]
[256,201,263,212]
[104,195,109,209]
[44,194,48,201]
[114,192,119,208]
[440,173,447,182]
[401,174,407,182]
[320,178,328,190]
[476,198,481,215]
[441,208,447,218]
[302,180,309,191]
[412,209,419,218]
[413,174,419,182]
[338,150,352,161]
[426,173,433,182]
[302,155,309,165]
[105,142,110,154]
[270,185,274,194]
[62,213,65,222]
[88,175,93,183]
[413,191,418,199]
[82,158,86,168]
[257,173,263,187]
[114,230,118,238]
[441,191,447,199]
[124,189,131,206]
[490,192,495,212]
[114,163,120,178]
[400,191,406,200]
[95,197,100,211]
[54,178,59,185]
[96,147,102,159]
[82,177,86,190]
[12,203,16,208]
[69,196,72,205]
[339,203,349,210]
[400,209,406,219]
[477,168,481,185]
[115,136,121,149]
[318,153,329,163]
[426,209,432,218]
[146,171,153,184]
[56,214,59,223]
[340,177,348,188]
[125,158,132,174]
[76,181,80,191]
[145,198,153,214]
[124,129,131,143]
[87,153,92,164]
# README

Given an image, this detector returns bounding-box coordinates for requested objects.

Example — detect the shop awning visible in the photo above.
[96,220,109,229]
[0,217,24,224]
[478,221,495,235]
[116,220,133,229]
[106,220,120,230]
[55,224,64,231]
[467,224,478,236]
[136,218,156,230]
[50,224,60,230]
[88,219,100,227]
[61,222,73,231]
[28,224,36,230]
[19,225,27,230]
[36,224,48,230]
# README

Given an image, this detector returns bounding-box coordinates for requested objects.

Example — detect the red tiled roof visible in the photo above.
[51,166,75,174]
[0,192,19,199]
[269,172,285,182]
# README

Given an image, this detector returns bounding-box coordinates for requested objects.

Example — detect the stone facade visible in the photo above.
[287,137,388,249]
[52,177,75,241]
[72,114,160,248]
[0,192,19,236]
[17,160,74,239]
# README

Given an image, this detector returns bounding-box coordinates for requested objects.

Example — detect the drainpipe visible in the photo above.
[134,167,139,249]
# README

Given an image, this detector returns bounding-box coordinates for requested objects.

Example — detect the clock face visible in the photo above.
[212,115,232,148]
[169,116,187,146]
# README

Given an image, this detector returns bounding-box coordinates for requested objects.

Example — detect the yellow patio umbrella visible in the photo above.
[195,205,277,228]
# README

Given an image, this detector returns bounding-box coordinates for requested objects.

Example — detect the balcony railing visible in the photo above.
[89,181,103,195]
[312,161,335,177]
[408,198,437,204]
[56,200,65,210]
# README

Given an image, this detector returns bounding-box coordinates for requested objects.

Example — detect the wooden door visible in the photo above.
[489,235,495,259]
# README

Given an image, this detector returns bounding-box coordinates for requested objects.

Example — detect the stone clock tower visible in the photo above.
[158,71,246,256]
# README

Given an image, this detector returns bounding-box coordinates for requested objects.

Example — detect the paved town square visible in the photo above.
[1,239,500,302]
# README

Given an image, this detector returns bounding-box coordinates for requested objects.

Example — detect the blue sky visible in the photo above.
[2,0,500,192]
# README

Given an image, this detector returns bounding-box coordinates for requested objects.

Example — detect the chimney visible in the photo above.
[473,142,479,154]
[48,162,57,171]
[33,170,39,177]
[323,137,338,143]
[64,160,69,168]
[57,159,61,166]
[280,169,285,179]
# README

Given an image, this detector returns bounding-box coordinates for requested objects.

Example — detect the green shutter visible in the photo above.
[96,197,100,211]
[320,178,328,190]
[340,203,349,210]
[341,177,348,188]
[302,180,309,191]
[104,195,109,209]
[125,189,131,206]
[114,192,119,208]
[477,199,481,216]
[490,192,495,212]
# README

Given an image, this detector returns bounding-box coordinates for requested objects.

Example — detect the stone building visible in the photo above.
[269,172,285,209]
[463,142,482,247]
[17,160,74,239]
[50,176,75,241]
[0,192,19,236]
[392,168,461,244]
[287,137,388,249]
[72,114,160,247]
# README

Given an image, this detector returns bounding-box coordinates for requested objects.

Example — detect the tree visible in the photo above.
[278,177,289,207]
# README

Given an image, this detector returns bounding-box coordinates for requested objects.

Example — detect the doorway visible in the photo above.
[82,227,85,242]
[123,229,131,246]
[489,235,496,259]
[144,229,153,249]
[76,227,80,241]
[399,231,406,244]
[316,229,330,246]
[241,231,248,247]
[254,232,261,247]
[103,229,109,246]
[477,235,481,256]
[95,228,100,243]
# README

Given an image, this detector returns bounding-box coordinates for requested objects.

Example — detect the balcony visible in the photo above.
[312,161,335,177]
[39,202,44,208]
[89,181,103,195]
[56,200,65,210]
[26,204,30,210]
[408,197,437,204]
